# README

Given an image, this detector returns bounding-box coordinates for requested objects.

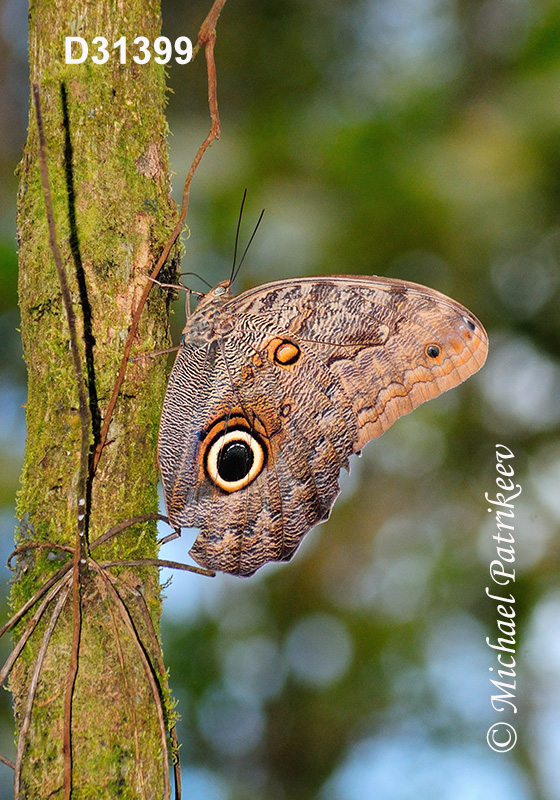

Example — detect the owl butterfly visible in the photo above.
[158,275,488,576]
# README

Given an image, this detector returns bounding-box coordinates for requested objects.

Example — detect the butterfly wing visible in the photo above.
[159,331,350,575]
[158,275,488,576]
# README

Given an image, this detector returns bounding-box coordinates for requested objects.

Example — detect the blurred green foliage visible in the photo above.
[1,0,560,797]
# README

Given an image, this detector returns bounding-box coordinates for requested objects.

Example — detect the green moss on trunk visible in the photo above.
[12,1,177,796]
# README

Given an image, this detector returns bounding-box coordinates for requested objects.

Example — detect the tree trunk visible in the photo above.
[12,0,176,796]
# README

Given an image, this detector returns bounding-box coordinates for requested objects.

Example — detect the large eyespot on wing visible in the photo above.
[186,337,350,576]
[182,320,359,576]
[204,423,266,493]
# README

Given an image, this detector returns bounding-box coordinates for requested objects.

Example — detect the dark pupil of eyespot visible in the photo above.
[427,345,440,358]
[217,441,253,482]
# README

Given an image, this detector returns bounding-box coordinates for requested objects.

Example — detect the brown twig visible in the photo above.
[169,724,182,800]
[0,518,212,787]
[33,85,90,558]
[89,513,170,552]
[14,584,71,797]
[7,540,74,570]
[0,516,163,645]
[34,84,92,799]
[63,544,83,800]
[0,574,72,689]
[0,561,73,640]
[92,0,226,475]
[0,753,15,770]
[92,562,171,800]
[0,516,169,652]
[100,558,214,577]
[135,590,182,799]
[104,580,148,798]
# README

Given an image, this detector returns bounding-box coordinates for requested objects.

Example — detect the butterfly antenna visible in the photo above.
[231,207,265,286]
[180,271,213,290]
[229,188,248,287]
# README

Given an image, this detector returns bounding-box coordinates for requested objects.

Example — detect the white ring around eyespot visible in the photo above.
[206,429,265,492]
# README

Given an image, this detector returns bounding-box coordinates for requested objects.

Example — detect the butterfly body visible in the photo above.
[158,275,488,576]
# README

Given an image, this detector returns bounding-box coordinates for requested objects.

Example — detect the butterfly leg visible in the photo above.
[158,526,182,547]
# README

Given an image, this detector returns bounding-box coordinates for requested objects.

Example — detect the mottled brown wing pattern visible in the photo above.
[158,275,488,576]
[229,276,487,451]
[159,332,352,575]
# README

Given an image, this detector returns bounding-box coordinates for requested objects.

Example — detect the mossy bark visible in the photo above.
[12,1,177,796]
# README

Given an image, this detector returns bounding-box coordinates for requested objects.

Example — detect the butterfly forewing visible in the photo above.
[229,276,487,450]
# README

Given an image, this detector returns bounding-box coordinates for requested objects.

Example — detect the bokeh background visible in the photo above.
[1,0,560,798]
